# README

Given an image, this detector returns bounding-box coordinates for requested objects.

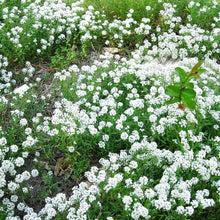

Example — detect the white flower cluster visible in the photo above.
[0,0,220,219]
[23,182,100,220]
[0,134,40,217]
[1,0,219,93]
[0,55,14,93]
[20,51,218,218]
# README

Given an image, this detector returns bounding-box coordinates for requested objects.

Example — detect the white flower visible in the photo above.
[47,207,57,217]
[88,5,94,10]
[0,189,4,198]
[176,205,185,214]
[8,181,19,192]
[121,132,128,140]
[185,206,194,216]
[0,168,6,188]
[10,195,18,202]
[149,114,157,123]
[13,84,29,96]
[22,187,29,193]
[10,144,18,152]
[20,118,28,126]
[25,127,32,135]
[22,151,29,158]
[104,174,123,192]
[2,160,15,173]
[156,125,165,134]
[129,161,138,169]
[31,169,39,177]
[116,123,123,130]
[124,166,130,173]
[213,124,219,130]
[191,200,199,208]
[145,188,155,199]
[17,202,25,211]
[68,146,75,153]
[124,107,134,116]
[88,125,98,135]
[22,171,31,181]
[98,141,105,149]
[15,157,25,167]
[102,134,109,142]
[122,195,133,210]
[0,137,7,146]
[129,134,137,143]
[15,174,24,183]
[139,176,148,185]
[109,109,116,116]
[132,202,150,219]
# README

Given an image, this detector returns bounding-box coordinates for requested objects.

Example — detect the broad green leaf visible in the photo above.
[174,82,182,87]
[165,97,179,105]
[165,86,181,97]
[182,88,196,98]
[176,67,186,82]
[185,82,194,89]
[187,75,194,81]
[191,60,204,74]
[182,98,196,110]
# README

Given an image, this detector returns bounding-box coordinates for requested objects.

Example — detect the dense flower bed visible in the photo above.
[0,0,219,219]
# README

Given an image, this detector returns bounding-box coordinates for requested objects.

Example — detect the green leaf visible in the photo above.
[182,88,196,98]
[185,82,194,89]
[188,75,194,81]
[165,97,179,105]
[191,60,204,74]
[182,98,196,110]
[176,67,186,82]
[174,82,182,87]
[165,86,180,97]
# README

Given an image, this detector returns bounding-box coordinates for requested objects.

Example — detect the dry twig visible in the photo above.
[31,63,60,72]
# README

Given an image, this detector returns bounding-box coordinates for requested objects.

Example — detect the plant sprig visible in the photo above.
[165,60,205,110]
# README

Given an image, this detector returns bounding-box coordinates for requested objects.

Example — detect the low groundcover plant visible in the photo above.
[0,0,220,220]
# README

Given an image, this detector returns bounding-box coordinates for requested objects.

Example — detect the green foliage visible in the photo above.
[38,172,61,201]
[165,61,204,110]
[0,0,220,219]
[51,45,78,69]
[82,0,161,23]
[165,85,181,98]
[0,1,84,65]
[82,0,219,31]
[0,204,7,219]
